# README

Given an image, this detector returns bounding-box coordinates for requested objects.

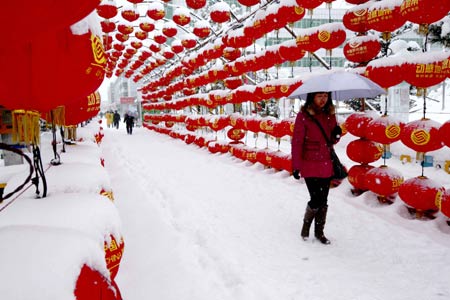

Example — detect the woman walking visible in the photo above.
[291,92,342,244]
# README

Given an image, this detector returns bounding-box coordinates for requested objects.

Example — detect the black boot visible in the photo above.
[301,205,318,241]
[315,205,331,244]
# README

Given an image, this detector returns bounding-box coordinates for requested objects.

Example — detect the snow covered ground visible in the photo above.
[101,120,450,300]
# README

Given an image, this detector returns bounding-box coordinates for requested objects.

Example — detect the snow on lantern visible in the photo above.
[224,77,243,90]
[345,112,376,138]
[347,164,375,194]
[223,47,242,61]
[277,1,306,24]
[296,28,320,53]
[343,35,381,63]
[366,115,403,145]
[404,51,450,89]
[210,2,231,23]
[279,39,307,62]
[296,0,323,10]
[366,0,406,40]
[365,55,405,88]
[154,33,167,44]
[173,7,191,26]
[162,22,178,38]
[209,115,230,131]
[186,0,206,9]
[316,23,347,55]
[117,24,134,35]
[346,138,383,164]
[97,0,118,19]
[181,34,197,49]
[101,20,116,33]
[343,3,370,33]
[230,114,246,130]
[147,2,165,20]
[135,31,148,40]
[140,21,155,32]
[121,6,139,22]
[400,0,450,34]
[439,120,450,148]
[75,265,121,300]
[366,165,404,203]
[398,176,444,218]
[400,118,442,154]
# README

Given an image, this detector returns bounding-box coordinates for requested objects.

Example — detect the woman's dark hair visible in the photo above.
[304,92,333,114]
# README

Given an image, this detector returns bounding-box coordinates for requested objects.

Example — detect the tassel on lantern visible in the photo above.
[11,110,40,145]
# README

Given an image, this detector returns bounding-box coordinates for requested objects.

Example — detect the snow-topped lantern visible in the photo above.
[439,120,450,148]
[346,138,383,164]
[400,0,450,34]
[366,115,403,158]
[277,2,306,24]
[365,56,405,89]
[398,176,444,218]
[97,0,118,19]
[366,0,406,40]
[121,6,139,22]
[366,165,404,203]
[210,2,231,23]
[186,0,206,9]
[162,22,178,38]
[104,235,124,280]
[173,7,191,26]
[345,112,375,138]
[343,5,369,33]
[296,0,323,10]
[279,39,306,62]
[139,21,155,32]
[343,35,381,63]
[404,52,450,90]
[181,34,197,49]
[153,33,167,44]
[193,20,211,39]
[347,164,375,193]
[317,23,347,55]
[400,118,442,153]
[147,2,165,20]
[296,29,320,53]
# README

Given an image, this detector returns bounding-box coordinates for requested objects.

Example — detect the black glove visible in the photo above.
[332,125,342,139]
[292,170,301,180]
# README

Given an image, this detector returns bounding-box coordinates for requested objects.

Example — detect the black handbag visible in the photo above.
[307,113,348,180]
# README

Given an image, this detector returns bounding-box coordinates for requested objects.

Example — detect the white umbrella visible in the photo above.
[289,70,386,100]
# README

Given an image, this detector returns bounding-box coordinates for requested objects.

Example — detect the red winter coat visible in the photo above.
[291,106,339,178]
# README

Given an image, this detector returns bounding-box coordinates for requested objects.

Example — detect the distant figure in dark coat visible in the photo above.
[113,111,121,129]
[124,113,135,135]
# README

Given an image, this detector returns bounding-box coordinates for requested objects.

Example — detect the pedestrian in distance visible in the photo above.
[113,111,121,129]
[123,112,135,135]
[291,92,342,245]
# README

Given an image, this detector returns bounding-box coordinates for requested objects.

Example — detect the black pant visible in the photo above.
[304,177,332,209]
[126,124,133,134]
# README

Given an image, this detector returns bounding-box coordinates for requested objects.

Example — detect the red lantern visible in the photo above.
[346,0,370,4]
[279,40,306,62]
[140,22,155,32]
[101,20,116,33]
[400,0,450,26]
[296,29,320,52]
[64,92,102,126]
[365,57,405,88]
[162,24,178,38]
[121,7,139,22]
[366,115,403,145]
[367,1,406,36]
[181,34,197,49]
[238,0,260,6]
[343,35,381,63]
[97,0,118,19]
[277,4,306,24]
[346,138,383,164]
[347,164,375,191]
[147,3,165,20]
[117,24,134,35]
[366,165,404,198]
[439,120,450,148]
[398,176,443,212]
[439,189,450,219]
[400,119,443,153]
[317,23,347,51]
[135,31,148,40]
[210,2,231,23]
[223,47,242,61]
[296,0,323,10]
[154,34,167,44]
[343,6,369,33]
[186,0,206,10]
[224,77,243,90]
[227,128,246,142]
[104,235,125,280]
[193,21,211,39]
[345,112,375,138]
[173,7,191,26]
[75,265,121,300]
[404,51,450,88]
